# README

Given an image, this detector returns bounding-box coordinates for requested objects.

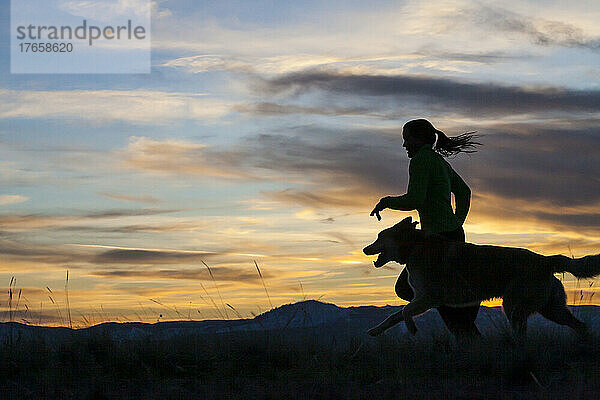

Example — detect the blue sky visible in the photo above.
[1,0,599,325]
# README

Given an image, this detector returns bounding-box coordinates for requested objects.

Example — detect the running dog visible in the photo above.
[363,216,600,339]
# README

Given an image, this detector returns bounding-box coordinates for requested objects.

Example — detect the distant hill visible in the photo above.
[1,300,599,344]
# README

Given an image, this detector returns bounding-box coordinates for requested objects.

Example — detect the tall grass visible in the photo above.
[226,303,243,319]
[202,260,229,319]
[65,270,72,329]
[0,266,599,399]
[6,265,264,327]
[46,286,64,326]
[255,260,273,310]
[7,276,15,322]
[148,298,185,320]
[3,261,597,330]
[199,282,225,319]
[0,314,598,399]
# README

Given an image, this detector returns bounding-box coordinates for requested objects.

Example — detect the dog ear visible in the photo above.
[391,216,415,231]
[399,216,412,225]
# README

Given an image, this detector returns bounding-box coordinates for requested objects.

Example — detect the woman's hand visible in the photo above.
[370,197,390,221]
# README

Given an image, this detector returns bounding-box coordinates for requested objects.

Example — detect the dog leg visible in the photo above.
[510,314,527,340]
[394,269,414,301]
[405,315,418,335]
[539,277,589,337]
[368,309,405,336]
[402,297,434,335]
[540,304,588,336]
[503,285,534,344]
[505,306,530,346]
[437,304,481,337]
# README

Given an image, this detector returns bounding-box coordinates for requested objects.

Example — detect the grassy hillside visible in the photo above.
[0,302,599,399]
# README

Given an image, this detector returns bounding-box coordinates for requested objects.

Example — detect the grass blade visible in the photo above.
[200,283,224,319]
[202,260,229,319]
[255,260,273,310]
[65,269,72,329]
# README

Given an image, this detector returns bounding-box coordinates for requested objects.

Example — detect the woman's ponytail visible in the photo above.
[403,119,481,157]
[433,129,481,157]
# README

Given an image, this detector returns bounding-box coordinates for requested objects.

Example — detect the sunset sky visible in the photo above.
[1,0,599,326]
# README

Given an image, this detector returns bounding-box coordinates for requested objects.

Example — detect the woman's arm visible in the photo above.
[371,156,429,217]
[450,168,471,225]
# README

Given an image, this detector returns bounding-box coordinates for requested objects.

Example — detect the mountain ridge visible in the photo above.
[1,300,599,343]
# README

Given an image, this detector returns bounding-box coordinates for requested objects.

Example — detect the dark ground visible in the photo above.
[1,302,599,399]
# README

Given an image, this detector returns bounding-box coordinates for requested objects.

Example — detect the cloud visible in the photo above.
[238,123,599,223]
[517,236,600,257]
[464,4,600,51]
[89,265,272,282]
[238,130,406,189]
[162,47,536,77]
[53,222,201,234]
[233,102,377,117]
[0,238,90,266]
[414,49,538,65]
[162,53,414,76]
[0,195,29,206]
[153,0,600,90]
[116,119,600,233]
[0,209,181,230]
[99,192,160,204]
[0,214,77,230]
[264,188,373,210]
[258,70,600,117]
[92,248,221,264]
[0,90,230,125]
[322,231,357,248]
[463,125,600,207]
[0,310,63,325]
[0,236,249,272]
[119,136,256,178]
[161,50,537,84]
[531,211,600,230]
[84,208,180,219]
[467,192,600,236]
[59,0,151,21]
[152,0,600,57]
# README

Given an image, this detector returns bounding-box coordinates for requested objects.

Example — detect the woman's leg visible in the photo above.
[394,226,480,336]
[437,305,481,336]
[395,267,480,336]
[436,227,481,336]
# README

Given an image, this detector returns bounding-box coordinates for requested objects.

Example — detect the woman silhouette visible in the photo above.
[370,118,481,336]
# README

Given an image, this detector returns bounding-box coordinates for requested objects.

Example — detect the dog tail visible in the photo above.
[551,254,600,279]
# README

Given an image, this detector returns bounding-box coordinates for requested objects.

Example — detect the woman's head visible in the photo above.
[402,119,437,144]
[402,119,437,158]
[402,118,481,158]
